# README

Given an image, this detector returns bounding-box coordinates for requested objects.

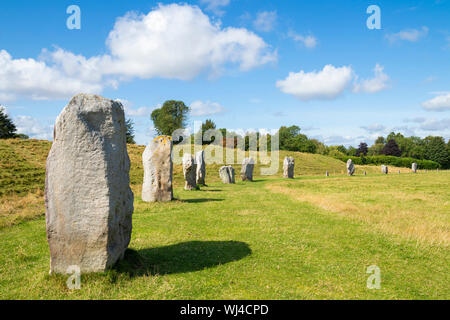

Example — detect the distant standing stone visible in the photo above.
[364,171,367,176]
[398,170,401,174]
[283,157,295,178]
[326,171,329,177]
[381,165,388,174]
[45,94,133,274]
[347,159,355,176]
[412,163,418,173]
[219,166,235,184]
[183,154,197,190]
[142,136,173,202]
[195,150,206,186]
[241,157,255,181]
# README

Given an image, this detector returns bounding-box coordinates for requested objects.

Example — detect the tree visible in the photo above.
[423,136,449,168]
[381,139,401,157]
[375,136,385,145]
[0,107,17,139]
[201,119,217,144]
[125,118,136,144]
[151,100,189,136]
[277,126,316,153]
[356,142,368,157]
[368,143,384,156]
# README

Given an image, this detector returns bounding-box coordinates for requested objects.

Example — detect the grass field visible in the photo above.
[0,139,448,299]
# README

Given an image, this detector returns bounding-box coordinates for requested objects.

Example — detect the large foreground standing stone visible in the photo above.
[219,166,235,184]
[347,159,355,176]
[45,94,134,274]
[142,136,173,202]
[283,157,295,179]
[381,165,388,174]
[183,154,197,190]
[241,158,255,181]
[195,150,206,186]
[412,162,418,173]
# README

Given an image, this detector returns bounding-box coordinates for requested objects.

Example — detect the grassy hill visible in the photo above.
[0,139,417,228]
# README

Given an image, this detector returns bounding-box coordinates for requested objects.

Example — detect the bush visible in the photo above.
[333,155,440,169]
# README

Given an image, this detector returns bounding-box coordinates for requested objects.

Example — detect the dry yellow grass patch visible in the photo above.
[0,189,45,228]
[267,173,450,247]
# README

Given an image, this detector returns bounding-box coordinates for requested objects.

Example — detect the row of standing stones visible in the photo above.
[44,94,421,274]
[346,159,419,176]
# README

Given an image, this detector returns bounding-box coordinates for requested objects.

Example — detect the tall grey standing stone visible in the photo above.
[195,150,206,186]
[412,162,418,173]
[326,171,329,177]
[219,166,235,184]
[364,170,367,176]
[183,154,197,190]
[283,157,295,178]
[142,136,173,202]
[45,94,133,274]
[346,159,355,176]
[241,157,255,181]
[381,165,388,174]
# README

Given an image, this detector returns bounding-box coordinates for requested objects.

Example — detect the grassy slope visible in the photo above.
[0,139,448,299]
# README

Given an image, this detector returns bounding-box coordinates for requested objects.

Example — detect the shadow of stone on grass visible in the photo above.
[113,241,252,277]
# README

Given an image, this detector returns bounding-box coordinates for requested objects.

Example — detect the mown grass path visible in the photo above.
[0,173,448,299]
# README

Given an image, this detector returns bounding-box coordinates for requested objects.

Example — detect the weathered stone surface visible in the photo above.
[347,159,355,176]
[283,157,295,178]
[412,162,418,173]
[45,94,133,274]
[183,154,197,190]
[381,165,388,174]
[219,166,235,184]
[195,150,206,186]
[241,157,255,181]
[142,136,173,202]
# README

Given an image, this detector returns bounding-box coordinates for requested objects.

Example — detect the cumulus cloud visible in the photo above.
[353,64,389,93]
[419,118,450,131]
[115,99,154,117]
[288,31,317,48]
[14,115,53,140]
[190,100,225,116]
[199,0,230,16]
[0,4,276,101]
[360,123,387,134]
[253,11,277,32]
[386,26,429,43]
[276,65,353,101]
[422,93,450,111]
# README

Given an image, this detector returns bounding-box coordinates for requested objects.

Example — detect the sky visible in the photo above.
[0,0,449,146]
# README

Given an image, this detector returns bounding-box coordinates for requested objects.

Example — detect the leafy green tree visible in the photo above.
[0,107,17,139]
[125,118,136,144]
[381,139,401,157]
[201,119,217,144]
[356,142,368,157]
[277,126,316,153]
[375,136,385,145]
[423,136,449,168]
[151,100,189,136]
[368,143,384,156]
[347,146,357,157]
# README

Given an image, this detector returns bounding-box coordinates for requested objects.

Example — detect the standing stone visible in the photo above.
[183,154,197,190]
[241,157,255,181]
[412,163,418,173]
[195,150,206,186]
[326,171,329,177]
[346,159,355,176]
[381,165,388,174]
[283,157,295,179]
[45,94,133,274]
[142,136,173,202]
[364,171,367,176]
[398,170,401,174]
[219,166,235,184]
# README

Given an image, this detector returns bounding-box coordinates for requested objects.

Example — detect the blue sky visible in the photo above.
[0,0,449,145]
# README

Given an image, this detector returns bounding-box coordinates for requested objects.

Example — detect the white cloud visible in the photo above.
[200,0,230,16]
[386,26,428,43]
[419,118,450,131]
[288,32,317,48]
[190,100,225,116]
[115,99,153,117]
[422,93,450,111]
[360,123,387,134]
[14,115,53,140]
[276,65,354,101]
[253,11,277,32]
[353,64,389,93]
[0,4,276,101]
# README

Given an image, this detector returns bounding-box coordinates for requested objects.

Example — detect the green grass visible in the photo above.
[1,174,449,299]
[0,139,448,299]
